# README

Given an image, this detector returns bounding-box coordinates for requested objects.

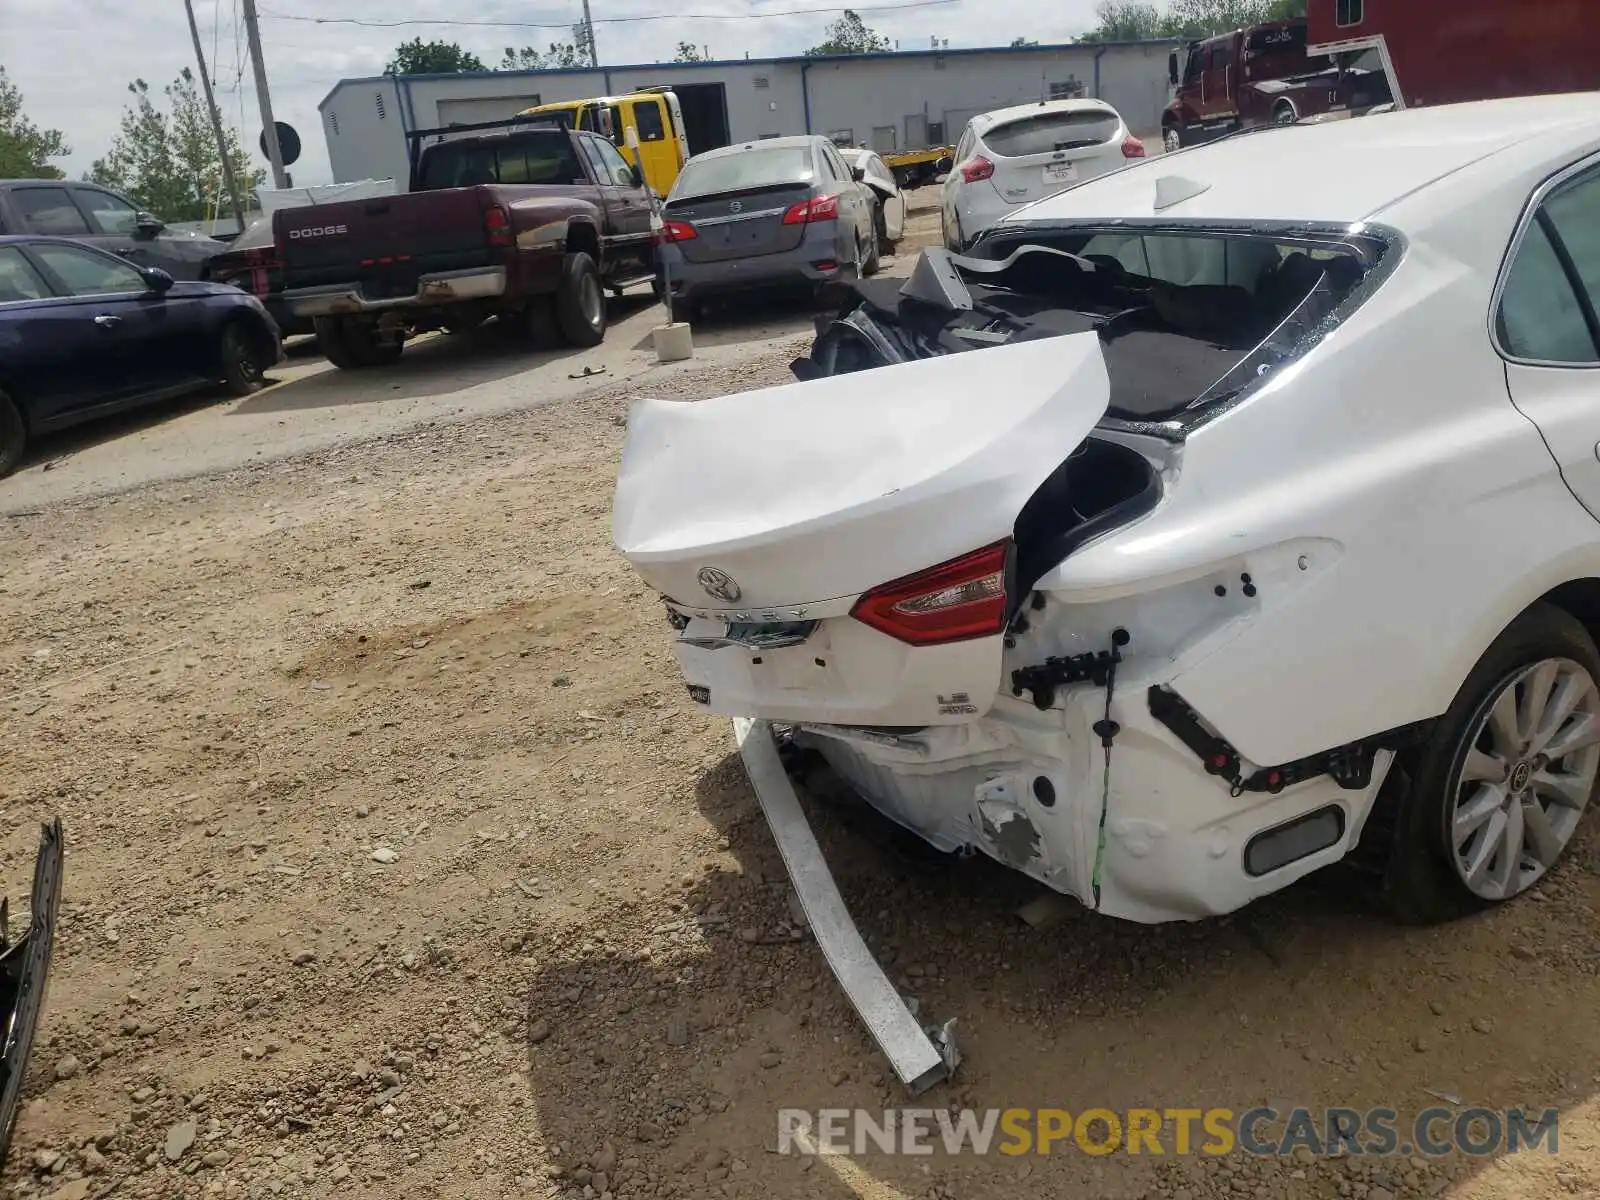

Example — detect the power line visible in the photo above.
[258,0,959,31]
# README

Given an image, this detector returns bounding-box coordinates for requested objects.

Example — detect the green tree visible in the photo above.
[88,72,262,222]
[385,39,486,75]
[805,9,892,55]
[1082,0,1306,41]
[0,65,70,179]
[674,42,704,62]
[543,25,593,69]
[500,46,545,70]
[1010,37,1040,46]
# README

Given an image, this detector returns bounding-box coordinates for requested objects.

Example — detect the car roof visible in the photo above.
[973,98,1120,134]
[1014,94,1600,230]
[687,135,820,163]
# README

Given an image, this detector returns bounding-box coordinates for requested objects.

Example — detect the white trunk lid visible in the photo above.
[612,333,1111,727]
[614,332,1109,611]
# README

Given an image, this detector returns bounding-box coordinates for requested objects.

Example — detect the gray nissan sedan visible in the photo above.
[654,135,879,322]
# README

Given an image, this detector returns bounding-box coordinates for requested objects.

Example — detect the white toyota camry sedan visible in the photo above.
[616,94,1600,935]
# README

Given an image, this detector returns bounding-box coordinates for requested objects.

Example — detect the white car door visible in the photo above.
[866,154,905,241]
[1497,160,1600,524]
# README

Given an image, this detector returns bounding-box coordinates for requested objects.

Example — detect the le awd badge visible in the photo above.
[938,692,978,716]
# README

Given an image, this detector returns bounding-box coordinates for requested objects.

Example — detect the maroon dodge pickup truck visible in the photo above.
[277,119,657,369]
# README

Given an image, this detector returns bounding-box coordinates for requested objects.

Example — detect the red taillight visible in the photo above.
[1121,136,1147,159]
[850,541,1010,646]
[960,156,995,183]
[781,193,839,225]
[657,220,698,243]
[484,205,512,247]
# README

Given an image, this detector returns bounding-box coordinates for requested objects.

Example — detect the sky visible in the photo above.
[2,0,1105,191]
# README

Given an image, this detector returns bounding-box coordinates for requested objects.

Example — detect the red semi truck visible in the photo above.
[1162,1,1600,152]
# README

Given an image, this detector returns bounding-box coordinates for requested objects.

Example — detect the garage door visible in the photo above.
[436,96,544,128]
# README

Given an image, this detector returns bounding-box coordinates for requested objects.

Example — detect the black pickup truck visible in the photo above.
[277,119,658,368]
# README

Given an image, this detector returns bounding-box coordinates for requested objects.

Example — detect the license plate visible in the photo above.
[1043,162,1078,185]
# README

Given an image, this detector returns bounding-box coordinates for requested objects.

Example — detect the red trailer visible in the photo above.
[1305,0,1600,109]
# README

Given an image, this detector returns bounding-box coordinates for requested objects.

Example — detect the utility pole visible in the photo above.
[580,0,599,66]
[241,0,290,189]
[183,0,248,230]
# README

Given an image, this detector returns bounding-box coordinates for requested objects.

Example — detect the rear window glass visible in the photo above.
[672,148,813,200]
[418,133,583,188]
[945,224,1390,422]
[983,111,1119,157]
[230,217,275,251]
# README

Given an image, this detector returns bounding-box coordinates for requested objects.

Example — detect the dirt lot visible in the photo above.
[3,194,1600,1200]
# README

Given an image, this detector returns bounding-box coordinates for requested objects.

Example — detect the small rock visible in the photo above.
[82,1145,108,1174]
[369,847,399,865]
[1510,944,1537,962]
[355,805,370,819]
[552,675,572,688]
[758,1052,781,1069]
[1412,1036,1430,1053]
[292,950,317,967]
[352,1058,372,1081]
[132,1086,156,1103]
[47,1182,91,1200]
[635,1122,663,1143]
[1428,999,1446,1016]
[33,1149,61,1171]
[528,1020,552,1045]
[329,1163,351,1182]
[1470,1016,1494,1035]
[164,1120,197,1162]
[118,1016,140,1036]
[203,1149,232,1167]
[54,1054,81,1081]
[594,1145,617,1175]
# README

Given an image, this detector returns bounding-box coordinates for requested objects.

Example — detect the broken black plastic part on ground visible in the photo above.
[0,818,64,1169]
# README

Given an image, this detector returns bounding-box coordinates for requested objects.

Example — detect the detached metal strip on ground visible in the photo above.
[733,719,954,1095]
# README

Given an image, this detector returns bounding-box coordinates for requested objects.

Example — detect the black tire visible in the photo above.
[1371,603,1600,924]
[873,204,891,257]
[1272,101,1298,127]
[555,252,606,347]
[314,317,402,370]
[219,319,267,396]
[0,389,25,479]
[861,226,881,277]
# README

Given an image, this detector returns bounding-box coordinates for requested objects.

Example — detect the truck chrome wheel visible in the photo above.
[1448,657,1600,900]
[580,273,603,329]
[1163,126,1181,153]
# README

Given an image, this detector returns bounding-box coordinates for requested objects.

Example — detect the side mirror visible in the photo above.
[135,211,165,237]
[141,266,175,295]
[851,166,866,182]
[935,155,953,174]
[1168,52,1180,86]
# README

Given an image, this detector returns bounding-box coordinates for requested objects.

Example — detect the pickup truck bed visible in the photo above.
[277,122,658,368]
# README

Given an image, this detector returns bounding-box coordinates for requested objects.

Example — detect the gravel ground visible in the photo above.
[3,254,1600,1200]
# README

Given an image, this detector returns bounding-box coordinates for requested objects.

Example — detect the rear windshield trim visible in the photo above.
[971,218,1404,438]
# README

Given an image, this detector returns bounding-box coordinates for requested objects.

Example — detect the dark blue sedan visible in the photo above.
[0,235,282,476]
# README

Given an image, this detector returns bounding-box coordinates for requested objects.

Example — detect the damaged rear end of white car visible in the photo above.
[612,216,1407,1088]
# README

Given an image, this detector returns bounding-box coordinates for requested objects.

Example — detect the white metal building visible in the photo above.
[318,40,1180,190]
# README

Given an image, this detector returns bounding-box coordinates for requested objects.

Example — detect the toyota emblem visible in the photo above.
[696,567,742,603]
[729,199,743,214]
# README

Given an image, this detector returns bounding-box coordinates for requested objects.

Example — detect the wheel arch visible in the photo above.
[564,219,601,265]
[221,307,278,364]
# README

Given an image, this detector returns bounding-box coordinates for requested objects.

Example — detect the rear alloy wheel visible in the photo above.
[555,252,606,347]
[1163,124,1183,154]
[0,389,25,479]
[219,321,266,396]
[1378,604,1600,923]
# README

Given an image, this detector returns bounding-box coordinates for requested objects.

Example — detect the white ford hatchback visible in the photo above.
[617,95,1600,934]
[941,98,1146,251]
